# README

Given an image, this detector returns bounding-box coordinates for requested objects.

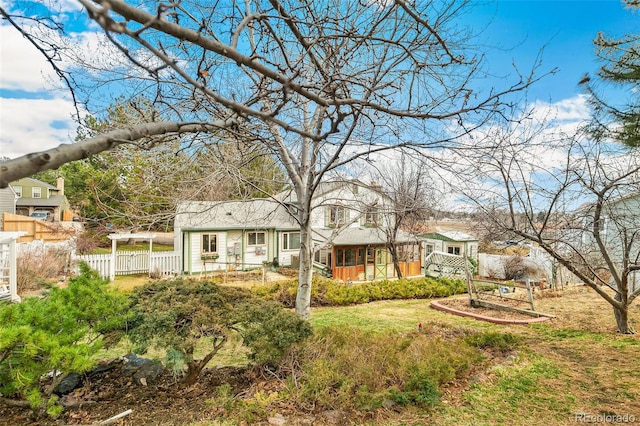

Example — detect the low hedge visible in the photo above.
[252,275,466,308]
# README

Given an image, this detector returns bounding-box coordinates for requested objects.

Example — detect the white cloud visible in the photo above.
[0,25,60,92]
[0,97,79,158]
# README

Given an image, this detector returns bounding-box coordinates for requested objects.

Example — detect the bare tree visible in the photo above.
[461,116,640,333]
[369,153,437,277]
[1,0,541,319]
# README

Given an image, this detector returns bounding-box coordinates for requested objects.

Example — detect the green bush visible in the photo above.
[0,265,129,417]
[127,279,311,384]
[235,301,312,366]
[280,326,482,412]
[253,276,466,307]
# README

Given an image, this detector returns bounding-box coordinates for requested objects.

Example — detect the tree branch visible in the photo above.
[0,119,237,187]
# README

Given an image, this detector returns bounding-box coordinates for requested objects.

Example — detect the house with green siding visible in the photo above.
[10,177,70,221]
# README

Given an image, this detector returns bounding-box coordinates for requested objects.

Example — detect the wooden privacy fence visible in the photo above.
[74,251,181,280]
[2,213,76,243]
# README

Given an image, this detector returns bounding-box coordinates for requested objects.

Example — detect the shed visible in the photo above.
[421,231,479,260]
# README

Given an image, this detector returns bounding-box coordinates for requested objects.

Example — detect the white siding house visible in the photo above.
[174,180,423,280]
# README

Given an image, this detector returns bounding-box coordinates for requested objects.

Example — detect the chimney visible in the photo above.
[56,177,65,195]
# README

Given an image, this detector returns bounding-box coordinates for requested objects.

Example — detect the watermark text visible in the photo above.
[575,413,636,423]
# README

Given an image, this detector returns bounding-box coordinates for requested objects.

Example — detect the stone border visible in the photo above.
[430,299,552,325]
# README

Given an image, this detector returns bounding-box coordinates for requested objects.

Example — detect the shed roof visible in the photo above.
[421,231,478,242]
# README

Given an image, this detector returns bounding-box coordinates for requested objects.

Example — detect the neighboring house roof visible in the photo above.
[16,194,67,208]
[422,231,478,242]
[175,199,299,231]
[14,177,59,191]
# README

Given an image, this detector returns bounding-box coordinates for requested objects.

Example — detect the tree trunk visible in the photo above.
[183,338,225,385]
[613,293,635,334]
[295,221,314,320]
[388,243,403,279]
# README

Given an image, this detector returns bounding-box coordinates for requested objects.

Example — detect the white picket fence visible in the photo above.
[74,250,181,279]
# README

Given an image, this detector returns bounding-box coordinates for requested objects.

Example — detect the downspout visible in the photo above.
[241,230,245,270]
[181,232,186,275]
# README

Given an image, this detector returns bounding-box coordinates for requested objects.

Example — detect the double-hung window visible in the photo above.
[327,205,348,226]
[282,232,300,250]
[363,205,379,226]
[247,231,266,246]
[202,233,218,254]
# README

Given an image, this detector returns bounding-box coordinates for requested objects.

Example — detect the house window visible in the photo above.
[247,231,266,246]
[596,216,608,237]
[202,233,218,254]
[13,186,22,197]
[282,232,300,250]
[327,205,348,227]
[425,244,434,256]
[447,246,461,256]
[363,205,379,226]
[32,187,41,198]
[314,248,329,265]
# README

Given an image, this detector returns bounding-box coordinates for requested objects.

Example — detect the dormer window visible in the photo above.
[363,205,379,226]
[327,205,348,227]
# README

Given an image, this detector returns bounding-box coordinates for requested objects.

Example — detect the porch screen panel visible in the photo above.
[345,248,356,266]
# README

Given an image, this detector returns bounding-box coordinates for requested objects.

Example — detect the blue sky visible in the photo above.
[0,0,637,159]
[468,0,637,103]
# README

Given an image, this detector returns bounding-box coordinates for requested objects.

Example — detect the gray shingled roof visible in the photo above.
[175,199,299,230]
[328,227,418,246]
[16,194,66,208]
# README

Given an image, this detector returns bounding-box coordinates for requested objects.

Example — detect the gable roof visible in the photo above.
[274,179,388,204]
[175,199,299,231]
[421,231,478,242]
[12,177,59,190]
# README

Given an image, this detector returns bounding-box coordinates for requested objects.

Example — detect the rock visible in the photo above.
[267,413,287,425]
[53,372,82,395]
[121,353,151,376]
[133,360,164,385]
[86,362,116,378]
[321,410,343,424]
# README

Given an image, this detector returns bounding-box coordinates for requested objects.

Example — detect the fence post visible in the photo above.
[525,279,535,311]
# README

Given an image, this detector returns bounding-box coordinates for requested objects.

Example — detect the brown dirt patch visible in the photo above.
[0,362,253,426]
[435,297,540,321]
